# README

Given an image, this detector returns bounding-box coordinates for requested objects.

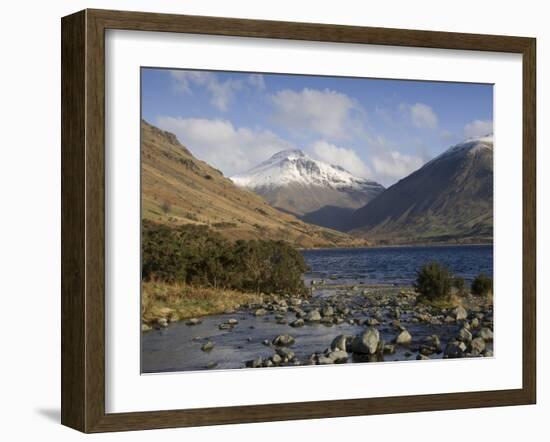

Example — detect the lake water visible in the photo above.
[301,244,493,286]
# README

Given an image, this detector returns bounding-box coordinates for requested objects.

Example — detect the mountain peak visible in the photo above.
[425,134,493,168]
[231,149,383,192]
[230,148,385,223]
[268,149,307,161]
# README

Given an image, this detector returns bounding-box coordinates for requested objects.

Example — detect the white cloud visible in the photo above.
[464,119,493,139]
[371,150,424,186]
[310,140,372,178]
[156,116,293,176]
[170,71,242,111]
[247,74,265,90]
[270,88,363,139]
[439,129,456,143]
[400,102,439,129]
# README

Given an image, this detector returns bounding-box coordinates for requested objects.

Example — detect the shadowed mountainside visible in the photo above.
[349,136,494,245]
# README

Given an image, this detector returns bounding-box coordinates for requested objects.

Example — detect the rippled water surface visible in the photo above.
[302,244,493,286]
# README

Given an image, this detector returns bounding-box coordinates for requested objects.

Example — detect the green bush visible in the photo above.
[231,239,308,295]
[414,261,453,300]
[452,276,465,294]
[141,220,308,295]
[471,273,493,296]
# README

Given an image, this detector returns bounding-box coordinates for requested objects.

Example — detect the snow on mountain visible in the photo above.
[427,134,493,166]
[230,149,383,192]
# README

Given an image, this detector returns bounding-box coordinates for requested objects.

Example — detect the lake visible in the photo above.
[301,244,493,287]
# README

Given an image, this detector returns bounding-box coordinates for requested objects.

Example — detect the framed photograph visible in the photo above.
[61,9,536,433]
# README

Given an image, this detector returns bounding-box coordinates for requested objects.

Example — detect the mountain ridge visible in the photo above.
[349,135,494,245]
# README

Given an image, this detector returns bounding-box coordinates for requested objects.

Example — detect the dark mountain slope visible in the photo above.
[349,135,493,244]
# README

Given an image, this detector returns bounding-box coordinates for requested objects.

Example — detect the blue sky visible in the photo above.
[142,68,493,186]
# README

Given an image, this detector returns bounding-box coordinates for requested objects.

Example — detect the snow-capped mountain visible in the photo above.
[231,149,382,192]
[350,134,494,244]
[230,149,384,230]
[427,134,493,165]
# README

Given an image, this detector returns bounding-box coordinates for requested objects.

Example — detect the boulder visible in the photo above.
[289,318,305,327]
[395,329,412,345]
[201,341,214,352]
[317,356,334,365]
[444,341,467,358]
[330,334,351,352]
[351,327,380,355]
[457,327,473,342]
[416,354,430,360]
[453,306,468,321]
[321,305,334,317]
[185,318,202,326]
[471,337,486,354]
[479,327,494,341]
[155,318,168,329]
[273,334,295,346]
[278,299,288,308]
[327,350,348,364]
[227,318,239,325]
[422,335,441,353]
[254,308,267,316]
[271,353,283,365]
[305,309,322,322]
[275,347,295,361]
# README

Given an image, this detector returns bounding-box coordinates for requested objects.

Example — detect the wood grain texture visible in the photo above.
[61,8,537,433]
[61,10,86,432]
[522,38,537,403]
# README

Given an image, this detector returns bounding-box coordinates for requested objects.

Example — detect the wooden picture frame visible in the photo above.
[61,8,536,433]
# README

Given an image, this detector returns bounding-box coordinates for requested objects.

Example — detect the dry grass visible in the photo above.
[417,291,493,311]
[417,293,464,310]
[141,280,263,325]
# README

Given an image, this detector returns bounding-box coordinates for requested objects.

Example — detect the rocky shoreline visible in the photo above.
[144,283,494,371]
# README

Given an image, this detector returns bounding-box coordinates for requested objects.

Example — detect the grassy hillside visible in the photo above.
[141,120,368,248]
